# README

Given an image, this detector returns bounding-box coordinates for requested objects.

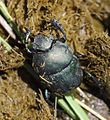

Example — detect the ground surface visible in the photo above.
[0,0,110,120]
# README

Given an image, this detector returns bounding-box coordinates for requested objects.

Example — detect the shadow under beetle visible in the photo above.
[26,19,83,96]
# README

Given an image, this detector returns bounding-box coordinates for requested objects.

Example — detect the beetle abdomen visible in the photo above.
[45,55,82,93]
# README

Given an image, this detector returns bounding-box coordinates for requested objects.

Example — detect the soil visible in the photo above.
[0,0,110,119]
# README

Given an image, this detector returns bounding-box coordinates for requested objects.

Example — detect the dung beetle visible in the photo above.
[27,20,83,95]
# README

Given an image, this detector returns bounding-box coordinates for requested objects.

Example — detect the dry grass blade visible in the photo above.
[77,87,90,101]
[75,98,107,120]
[0,15,16,39]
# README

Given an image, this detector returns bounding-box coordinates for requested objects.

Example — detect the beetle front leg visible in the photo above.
[51,19,66,43]
[23,28,34,53]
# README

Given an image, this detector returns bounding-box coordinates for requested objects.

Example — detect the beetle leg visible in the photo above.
[83,70,104,90]
[25,28,31,42]
[45,89,50,100]
[51,19,66,43]
[24,28,33,53]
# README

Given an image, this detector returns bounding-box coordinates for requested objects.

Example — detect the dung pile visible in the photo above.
[0,0,110,119]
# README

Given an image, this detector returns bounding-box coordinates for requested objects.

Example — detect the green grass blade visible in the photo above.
[0,1,26,43]
[0,1,13,21]
[58,98,78,120]
[65,95,89,120]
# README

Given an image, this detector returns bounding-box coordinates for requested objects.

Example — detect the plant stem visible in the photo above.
[0,36,12,52]
[0,1,25,43]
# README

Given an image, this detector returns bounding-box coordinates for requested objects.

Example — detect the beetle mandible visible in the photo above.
[28,20,83,95]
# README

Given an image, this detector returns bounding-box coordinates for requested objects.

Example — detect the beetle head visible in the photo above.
[32,34,53,52]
